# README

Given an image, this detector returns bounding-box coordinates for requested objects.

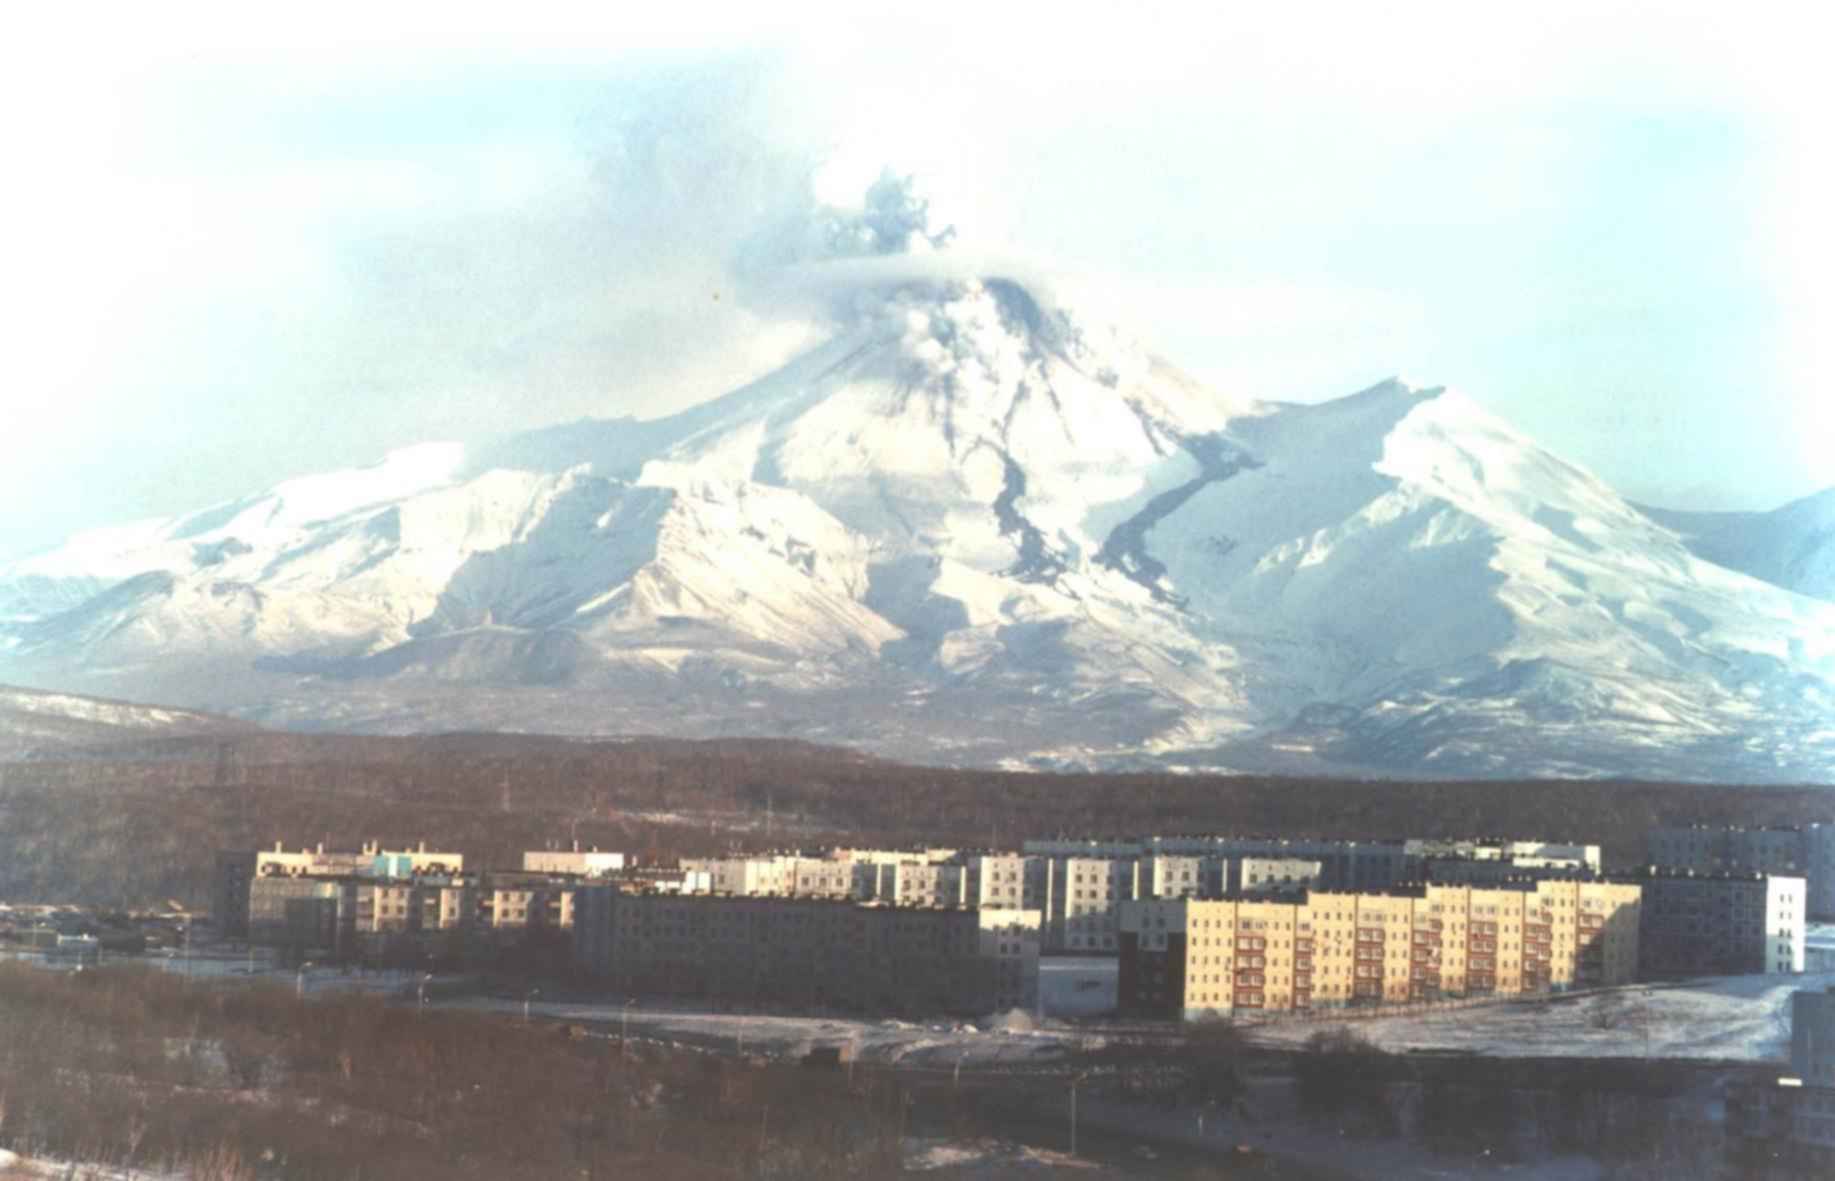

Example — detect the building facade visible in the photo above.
[522,848,626,877]
[572,890,1039,1016]
[215,841,464,937]
[1635,872,1805,978]
[1649,824,1835,919]
[1118,880,1642,1020]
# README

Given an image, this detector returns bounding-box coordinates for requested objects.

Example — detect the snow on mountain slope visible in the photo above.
[1642,487,1835,603]
[0,683,257,759]
[2,275,1831,782]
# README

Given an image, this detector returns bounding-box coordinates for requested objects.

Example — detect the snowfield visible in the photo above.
[1246,970,1835,1061]
[3,273,1832,781]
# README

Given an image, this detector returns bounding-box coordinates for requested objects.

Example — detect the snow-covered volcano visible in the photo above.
[4,276,1832,781]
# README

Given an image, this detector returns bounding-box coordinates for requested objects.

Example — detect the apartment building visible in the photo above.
[1635,871,1805,978]
[572,890,1040,1016]
[1141,854,1210,899]
[215,841,464,936]
[246,868,578,960]
[965,854,1048,910]
[1649,824,1835,918]
[1118,880,1642,1020]
[1030,835,1413,892]
[1051,857,1137,952]
[891,862,968,908]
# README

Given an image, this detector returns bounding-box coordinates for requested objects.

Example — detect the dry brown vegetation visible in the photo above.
[2,730,1829,908]
[0,959,911,1179]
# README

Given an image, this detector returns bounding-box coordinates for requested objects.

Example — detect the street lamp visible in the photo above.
[1069,1070,1090,1157]
[621,996,635,1057]
[523,987,540,1025]
[296,960,315,1001]
[417,972,433,1018]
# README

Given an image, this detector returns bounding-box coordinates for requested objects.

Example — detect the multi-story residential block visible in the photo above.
[572,890,1039,1016]
[246,867,576,960]
[891,861,967,908]
[1030,835,1413,893]
[1649,824,1835,919]
[966,854,1048,911]
[1635,871,1805,978]
[1140,854,1208,899]
[1118,880,1642,1020]
[1051,857,1137,952]
[218,841,464,936]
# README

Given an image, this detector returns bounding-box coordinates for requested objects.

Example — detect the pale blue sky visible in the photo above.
[2,2,1829,561]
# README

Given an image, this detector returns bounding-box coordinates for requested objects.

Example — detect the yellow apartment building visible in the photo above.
[1119,880,1641,1020]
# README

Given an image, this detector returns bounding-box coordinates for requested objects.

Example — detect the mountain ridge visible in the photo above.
[3,275,1831,783]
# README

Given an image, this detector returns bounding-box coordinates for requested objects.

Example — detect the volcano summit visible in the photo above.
[4,273,1832,781]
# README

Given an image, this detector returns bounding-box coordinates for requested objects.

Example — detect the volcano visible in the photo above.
[4,274,1832,781]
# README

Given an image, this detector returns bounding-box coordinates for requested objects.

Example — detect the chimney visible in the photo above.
[274,841,283,853]
[317,841,325,855]
[573,839,581,853]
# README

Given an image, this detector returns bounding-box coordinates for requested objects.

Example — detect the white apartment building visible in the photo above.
[966,853,1048,910]
[892,861,967,908]
[1052,857,1137,952]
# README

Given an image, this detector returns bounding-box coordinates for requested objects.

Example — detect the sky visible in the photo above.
[1,1,1831,562]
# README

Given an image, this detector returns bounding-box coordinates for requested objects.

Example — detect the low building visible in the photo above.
[1118,880,1642,1021]
[1405,838,1601,874]
[572,890,1039,1016]
[1634,871,1805,978]
[522,847,626,878]
[1234,857,1324,895]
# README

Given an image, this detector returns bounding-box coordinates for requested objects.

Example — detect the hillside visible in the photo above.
[2,729,1830,909]
[1642,486,1835,603]
[0,683,259,760]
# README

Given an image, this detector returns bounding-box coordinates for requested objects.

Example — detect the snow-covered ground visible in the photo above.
[1807,922,1835,972]
[1248,970,1835,1060]
[0,1149,183,1180]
